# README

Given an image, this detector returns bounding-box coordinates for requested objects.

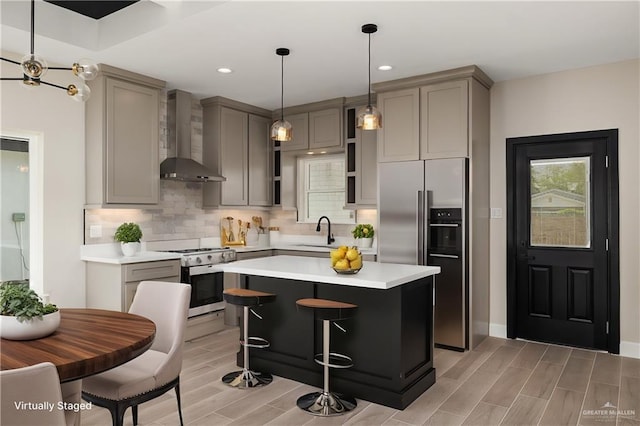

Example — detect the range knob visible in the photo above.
[195,257,202,264]
[208,255,213,261]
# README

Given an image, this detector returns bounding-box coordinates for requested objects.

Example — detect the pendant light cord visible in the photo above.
[281,55,284,121]
[367,32,372,107]
[30,0,35,56]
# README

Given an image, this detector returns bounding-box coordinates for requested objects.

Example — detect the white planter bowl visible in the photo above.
[120,242,141,257]
[355,238,373,248]
[0,311,60,340]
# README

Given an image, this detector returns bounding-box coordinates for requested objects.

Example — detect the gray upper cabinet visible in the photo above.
[280,113,309,151]
[375,69,487,162]
[220,107,249,205]
[201,97,272,208]
[309,108,342,150]
[85,64,165,207]
[376,88,420,162]
[345,102,377,208]
[248,115,272,206]
[420,80,469,159]
[279,98,344,152]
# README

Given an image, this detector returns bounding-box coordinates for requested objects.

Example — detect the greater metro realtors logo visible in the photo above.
[582,402,636,419]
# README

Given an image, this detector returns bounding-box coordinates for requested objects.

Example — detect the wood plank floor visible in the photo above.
[81,328,640,425]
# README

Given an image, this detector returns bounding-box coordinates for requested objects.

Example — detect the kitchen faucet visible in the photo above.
[316,216,335,245]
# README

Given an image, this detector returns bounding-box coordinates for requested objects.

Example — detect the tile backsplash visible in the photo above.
[84,181,377,245]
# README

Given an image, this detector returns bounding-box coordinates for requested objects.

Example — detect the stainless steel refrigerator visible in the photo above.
[378,158,468,350]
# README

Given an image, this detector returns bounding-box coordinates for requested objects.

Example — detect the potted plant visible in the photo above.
[351,224,375,248]
[114,222,143,257]
[0,282,60,340]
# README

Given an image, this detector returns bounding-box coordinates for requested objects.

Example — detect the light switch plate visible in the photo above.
[89,225,102,238]
[490,208,503,219]
[12,212,26,222]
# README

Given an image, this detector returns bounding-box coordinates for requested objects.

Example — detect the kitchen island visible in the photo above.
[220,255,440,409]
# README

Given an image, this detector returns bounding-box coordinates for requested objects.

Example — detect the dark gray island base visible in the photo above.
[239,274,435,409]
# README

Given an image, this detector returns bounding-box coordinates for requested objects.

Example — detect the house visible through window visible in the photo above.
[297,154,354,224]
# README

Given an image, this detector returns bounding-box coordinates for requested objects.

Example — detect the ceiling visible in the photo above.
[1,1,638,110]
[43,1,139,20]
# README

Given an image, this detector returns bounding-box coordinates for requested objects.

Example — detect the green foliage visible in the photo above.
[352,223,374,239]
[531,160,587,195]
[0,283,58,322]
[114,222,143,243]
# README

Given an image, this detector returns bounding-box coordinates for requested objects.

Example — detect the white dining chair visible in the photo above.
[81,281,191,426]
[0,362,67,426]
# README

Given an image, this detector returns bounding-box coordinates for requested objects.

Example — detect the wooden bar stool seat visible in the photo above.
[222,288,276,388]
[295,298,358,416]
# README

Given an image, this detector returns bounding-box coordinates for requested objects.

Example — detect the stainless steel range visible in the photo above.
[159,247,236,318]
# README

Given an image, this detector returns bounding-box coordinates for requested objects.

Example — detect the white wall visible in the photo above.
[0,51,86,307]
[489,59,640,357]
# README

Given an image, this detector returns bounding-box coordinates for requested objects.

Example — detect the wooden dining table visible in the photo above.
[0,308,156,382]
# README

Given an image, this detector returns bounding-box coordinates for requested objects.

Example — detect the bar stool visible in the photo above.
[222,288,276,389]
[295,298,358,416]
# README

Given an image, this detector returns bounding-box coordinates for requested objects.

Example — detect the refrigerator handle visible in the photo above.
[417,190,425,265]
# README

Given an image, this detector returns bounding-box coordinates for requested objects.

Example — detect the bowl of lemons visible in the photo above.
[330,246,363,274]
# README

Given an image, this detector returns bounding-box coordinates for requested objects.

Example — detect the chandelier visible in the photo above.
[0,0,99,101]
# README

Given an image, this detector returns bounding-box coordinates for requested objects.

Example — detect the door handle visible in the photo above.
[430,253,460,259]
[429,223,460,228]
[417,190,425,265]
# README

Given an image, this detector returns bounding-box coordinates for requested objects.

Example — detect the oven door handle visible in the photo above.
[428,223,460,228]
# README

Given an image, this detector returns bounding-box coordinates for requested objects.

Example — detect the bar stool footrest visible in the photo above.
[241,336,270,349]
[313,352,353,369]
[297,391,357,416]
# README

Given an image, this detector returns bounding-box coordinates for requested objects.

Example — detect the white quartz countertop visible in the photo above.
[80,244,182,264]
[219,255,440,290]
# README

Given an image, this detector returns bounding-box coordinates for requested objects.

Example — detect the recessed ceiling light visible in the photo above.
[217,67,232,74]
[378,65,393,71]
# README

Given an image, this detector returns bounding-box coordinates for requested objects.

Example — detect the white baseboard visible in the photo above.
[620,341,640,359]
[489,323,639,359]
[489,323,507,339]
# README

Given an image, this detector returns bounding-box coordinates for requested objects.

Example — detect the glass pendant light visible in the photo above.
[271,48,293,142]
[357,23,382,130]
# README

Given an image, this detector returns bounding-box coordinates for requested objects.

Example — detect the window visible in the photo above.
[530,157,591,248]
[297,154,354,224]
[1,138,30,281]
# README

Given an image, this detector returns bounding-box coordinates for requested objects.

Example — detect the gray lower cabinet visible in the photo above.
[86,259,181,312]
[202,97,272,207]
[85,64,165,207]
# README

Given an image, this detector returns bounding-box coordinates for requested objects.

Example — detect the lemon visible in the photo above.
[334,259,350,270]
[349,256,362,270]
[330,249,344,262]
[346,248,359,261]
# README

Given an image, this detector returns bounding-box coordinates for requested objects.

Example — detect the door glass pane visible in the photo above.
[530,157,590,248]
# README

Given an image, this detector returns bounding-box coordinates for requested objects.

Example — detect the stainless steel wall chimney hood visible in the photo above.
[160,89,225,182]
